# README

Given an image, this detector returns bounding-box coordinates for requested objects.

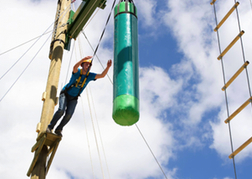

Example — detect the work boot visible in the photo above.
[55,130,62,137]
[46,127,52,133]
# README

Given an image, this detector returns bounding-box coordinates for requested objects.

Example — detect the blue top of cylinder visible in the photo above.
[114,0,137,18]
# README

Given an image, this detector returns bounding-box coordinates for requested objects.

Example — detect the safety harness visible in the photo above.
[63,69,90,98]
[75,69,90,88]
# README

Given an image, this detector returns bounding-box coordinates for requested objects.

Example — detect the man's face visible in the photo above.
[82,62,91,71]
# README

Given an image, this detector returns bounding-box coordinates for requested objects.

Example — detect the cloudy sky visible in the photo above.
[1,0,252,178]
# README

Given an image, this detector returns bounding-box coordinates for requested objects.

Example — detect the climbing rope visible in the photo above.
[65,41,75,84]
[0,30,52,56]
[0,3,71,82]
[89,86,111,179]
[80,96,96,179]
[70,0,105,38]
[211,0,252,177]
[68,7,110,175]
[212,3,238,179]
[0,33,52,102]
[79,0,169,178]
[89,0,117,63]
[82,31,113,84]
[135,124,168,179]
[86,87,105,179]
[233,0,252,98]
[250,0,252,14]
[0,2,72,102]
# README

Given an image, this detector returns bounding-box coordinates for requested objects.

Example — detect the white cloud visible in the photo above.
[134,0,157,27]
[0,1,178,179]
[162,0,252,163]
[2,0,252,178]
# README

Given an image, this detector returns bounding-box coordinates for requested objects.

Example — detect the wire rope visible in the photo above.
[0,3,71,82]
[135,124,168,179]
[82,31,113,84]
[66,1,168,178]
[71,9,111,176]
[70,0,106,37]
[71,8,106,175]
[90,0,117,62]
[86,87,105,179]
[81,0,168,177]
[89,85,111,179]
[212,2,238,178]
[233,0,252,98]
[83,7,101,31]
[80,96,96,179]
[78,36,84,58]
[250,0,252,13]
[70,42,96,179]
[0,30,52,81]
[0,31,52,56]
[65,41,75,84]
[0,33,52,102]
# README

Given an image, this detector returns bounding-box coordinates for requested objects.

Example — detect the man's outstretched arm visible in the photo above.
[95,60,112,79]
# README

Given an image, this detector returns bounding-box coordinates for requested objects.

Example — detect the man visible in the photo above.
[46,56,112,136]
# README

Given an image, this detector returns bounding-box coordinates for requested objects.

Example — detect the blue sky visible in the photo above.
[1,0,252,179]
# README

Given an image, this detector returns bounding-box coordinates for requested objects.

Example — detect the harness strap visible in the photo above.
[75,69,82,87]
[64,69,90,98]
[75,69,90,88]
[81,71,90,88]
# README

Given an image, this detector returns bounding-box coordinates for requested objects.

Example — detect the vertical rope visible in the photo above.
[82,31,113,84]
[90,0,117,63]
[65,41,75,84]
[212,3,237,179]
[135,124,168,179]
[86,87,105,179]
[89,86,111,179]
[80,97,96,179]
[71,39,96,178]
[0,33,52,102]
[233,0,252,98]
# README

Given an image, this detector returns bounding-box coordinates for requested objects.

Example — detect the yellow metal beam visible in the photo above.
[217,30,244,60]
[225,96,252,123]
[229,137,252,159]
[222,61,249,91]
[214,2,239,32]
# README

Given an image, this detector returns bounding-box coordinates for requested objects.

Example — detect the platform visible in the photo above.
[27,132,61,177]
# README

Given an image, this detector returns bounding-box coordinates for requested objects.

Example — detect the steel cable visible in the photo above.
[212,2,238,178]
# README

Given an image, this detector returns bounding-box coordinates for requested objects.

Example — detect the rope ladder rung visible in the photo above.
[229,136,252,159]
[225,96,252,123]
[214,2,240,32]
[222,61,249,91]
[217,30,244,60]
[210,0,216,5]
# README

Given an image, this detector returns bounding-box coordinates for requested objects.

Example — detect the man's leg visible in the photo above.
[55,98,78,132]
[48,93,67,130]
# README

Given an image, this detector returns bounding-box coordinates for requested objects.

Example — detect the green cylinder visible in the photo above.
[113,0,139,126]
